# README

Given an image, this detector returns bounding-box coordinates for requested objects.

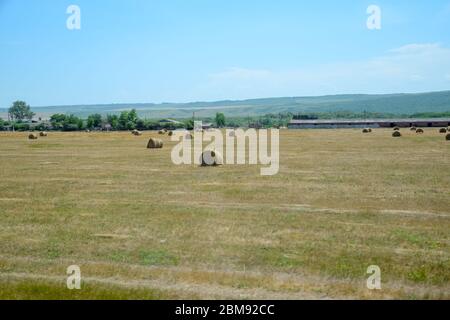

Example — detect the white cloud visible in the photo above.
[200,43,450,99]
[388,43,441,54]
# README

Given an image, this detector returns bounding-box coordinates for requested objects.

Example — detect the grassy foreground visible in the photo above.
[0,129,449,299]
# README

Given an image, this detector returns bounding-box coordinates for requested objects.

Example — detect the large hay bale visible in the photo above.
[200,150,223,166]
[410,127,417,131]
[158,130,165,135]
[393,127,400,131]
[439,128,447,133]
[168,131,174,136]
[392,131,402,137]
[446,133,450,141]
[39,131,48,137]
[28,133,38,140]
[147,138,163,149]
[362,128,370,133]
[416,128,424,134]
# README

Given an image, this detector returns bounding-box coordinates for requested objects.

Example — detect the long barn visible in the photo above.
[288,118,450,129]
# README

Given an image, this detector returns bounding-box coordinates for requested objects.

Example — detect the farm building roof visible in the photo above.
[289,118,450,125]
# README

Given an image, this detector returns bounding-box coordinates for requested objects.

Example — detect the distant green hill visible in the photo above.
[1,90,449,119]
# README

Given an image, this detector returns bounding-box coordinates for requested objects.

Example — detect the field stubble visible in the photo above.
[0,129,449,299]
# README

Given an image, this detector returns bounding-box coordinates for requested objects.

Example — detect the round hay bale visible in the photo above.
[439,128,447,133]
[168,131,174,136]
[200,150,223,166]
[28,133,38,140]
[39,131,48,137]
[362,128,370,133]
[410,127,417,131]
[393,127,400,131]
[147,138,163,149]
[416,128,424,134]
[85,129,90,133]
[132,130,142,136]
[158,130,165,135]
[392,131,402,137]
[446,133,450,141]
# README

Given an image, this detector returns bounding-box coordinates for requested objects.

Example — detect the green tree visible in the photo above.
[87,113,102,129]
[184,119,194,130]
[50,114,67,130]
[144,119,160,130]
[128,109,138,123]
[215,112,226,127]
[49,114,83,131]
[62,114,83,131]
[118,109,139,130]
[126,121,136,130]
[8,101,35,122]
[107,114,119,130]
[136,119,146,130]
[118,111,129,130]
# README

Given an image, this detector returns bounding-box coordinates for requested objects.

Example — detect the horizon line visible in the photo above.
[1,89,449,110]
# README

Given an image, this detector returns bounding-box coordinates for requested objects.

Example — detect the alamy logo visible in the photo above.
[66,265,81,290]
[66,5,81,30]
[170,122,279,176]
[367,5,381,30]
[366,265,381,290]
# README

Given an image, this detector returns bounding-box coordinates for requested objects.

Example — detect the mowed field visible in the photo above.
[0,129,449,299]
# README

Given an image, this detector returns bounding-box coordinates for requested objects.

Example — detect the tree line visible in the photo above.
[3,100,446,132]
[1,101,293,131]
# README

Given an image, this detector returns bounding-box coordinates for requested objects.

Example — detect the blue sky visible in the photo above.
[0,0,450,107]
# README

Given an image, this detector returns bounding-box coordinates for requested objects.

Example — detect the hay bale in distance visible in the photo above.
[147,138,163,149]
[132,130,142,136]
[393,127,400,131]
[446,133,450,141]
[168,131,174,136]
[28,133,38,140]
[416,128,424,134]
[158,130,165,135]
[39,131,48,137]
[200,150,223,166]
[439,128,447,133]
[392,131,402,137]
[362,128,370,133]
[410,127,417,131]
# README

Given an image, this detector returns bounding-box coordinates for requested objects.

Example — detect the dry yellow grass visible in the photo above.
[0,129,449,299]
